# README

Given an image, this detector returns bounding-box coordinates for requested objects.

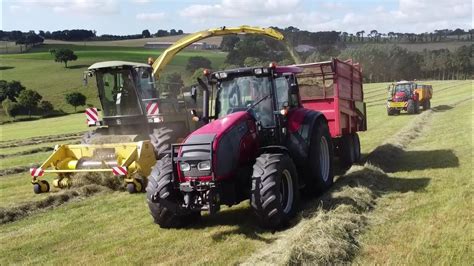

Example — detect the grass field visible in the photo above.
[0,80,471,264]
[0,44,227,115]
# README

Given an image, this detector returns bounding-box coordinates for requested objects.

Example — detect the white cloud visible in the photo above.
[178,0,471,33]
[131,0,151,3]
[136,12,165,21]
[14,0,120,15]
[180,0,301,21]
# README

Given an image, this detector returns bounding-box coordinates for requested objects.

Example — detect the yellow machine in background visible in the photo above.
[30,26,285,194]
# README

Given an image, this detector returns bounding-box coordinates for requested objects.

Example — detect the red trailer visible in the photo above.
[296,58,367,166]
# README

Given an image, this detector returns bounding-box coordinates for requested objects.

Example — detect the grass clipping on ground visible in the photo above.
[0,172,124,224]
[245,106,438,265]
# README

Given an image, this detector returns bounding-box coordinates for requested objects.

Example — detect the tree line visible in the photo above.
[1,80,88,120]
[0,29,185,43]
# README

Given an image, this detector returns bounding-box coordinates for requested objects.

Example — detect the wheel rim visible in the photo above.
[280,169,294,214]
[319,136,330,182]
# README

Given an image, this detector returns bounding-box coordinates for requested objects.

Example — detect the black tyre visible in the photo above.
[407,99,416,114]
[127,178,145,194]
[33,180,50,194]
[251,153,300,229]
[305,119,334,194]
[352,133,361,163]
[414,101,420,114]
[146,158,200,228]
[423,100,431,110]
[387,107,394,116]
[149,127,175,159]
[339,135,355,168]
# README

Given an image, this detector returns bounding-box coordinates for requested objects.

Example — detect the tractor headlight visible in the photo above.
[179,162,191,172]
[197,160,211,171]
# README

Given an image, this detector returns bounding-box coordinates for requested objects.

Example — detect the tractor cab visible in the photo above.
[391,81,417,101]
[202,65,302,145]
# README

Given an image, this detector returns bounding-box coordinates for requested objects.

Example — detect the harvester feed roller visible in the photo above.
[30,141,156,194]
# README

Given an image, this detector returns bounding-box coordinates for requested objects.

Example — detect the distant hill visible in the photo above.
[44,35,223,47]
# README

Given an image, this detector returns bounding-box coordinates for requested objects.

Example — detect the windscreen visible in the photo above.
[96,69,142,117]
[216,75,275,127]
[394,83,413,94]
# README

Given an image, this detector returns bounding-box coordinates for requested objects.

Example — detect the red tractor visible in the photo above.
[146,59,367,229]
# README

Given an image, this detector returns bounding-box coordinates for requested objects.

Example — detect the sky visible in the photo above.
[1,0,472,35]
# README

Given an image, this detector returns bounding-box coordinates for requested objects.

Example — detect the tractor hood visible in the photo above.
[180,111,258,180]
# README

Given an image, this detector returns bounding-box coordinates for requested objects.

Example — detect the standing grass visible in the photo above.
[354,99,473,264]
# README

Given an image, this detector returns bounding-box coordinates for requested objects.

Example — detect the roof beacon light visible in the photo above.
[269,62,277,69]
[203,69,211,76]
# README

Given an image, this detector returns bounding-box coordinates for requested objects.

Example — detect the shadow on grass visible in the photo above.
[432,105,454,112]
[191,207,277,243]
[366,144,458,173]
[0,66,15,70]
[67,64,90,69]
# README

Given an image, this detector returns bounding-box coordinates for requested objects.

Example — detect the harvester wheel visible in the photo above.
[251,153,300,229]
[146,158,200,228]
[304,119,334,194]
[352,133,361,162]
[127,178,145,194]
[150,127,175,159]
[33,180,50,194]
[340,135,355,168]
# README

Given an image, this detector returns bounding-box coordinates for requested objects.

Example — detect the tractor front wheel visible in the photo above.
[146,158,200,228]
[251,153,300,229]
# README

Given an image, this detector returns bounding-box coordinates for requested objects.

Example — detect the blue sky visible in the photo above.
[1,0,472,35]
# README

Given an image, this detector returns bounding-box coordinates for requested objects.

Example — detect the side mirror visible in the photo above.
[190,109,200,122]
[190,86,197,103]
[83,71,93,86]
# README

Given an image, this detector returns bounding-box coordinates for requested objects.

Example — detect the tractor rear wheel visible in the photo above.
[304,119,334,194]
[149,127,175,159]
[146,158,200,228]
[251,153,300,229]
[407,100,416,114]
[339,135,355,168]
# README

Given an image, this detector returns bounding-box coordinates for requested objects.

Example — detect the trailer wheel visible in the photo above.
[146,158,199,228]
[305,119,334,194]
[423,100,431,110]
[352,133,361,162]
[251,153,300,229]
[150,127,175,159]
[339,135,355,168]
[407,100,416,114]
